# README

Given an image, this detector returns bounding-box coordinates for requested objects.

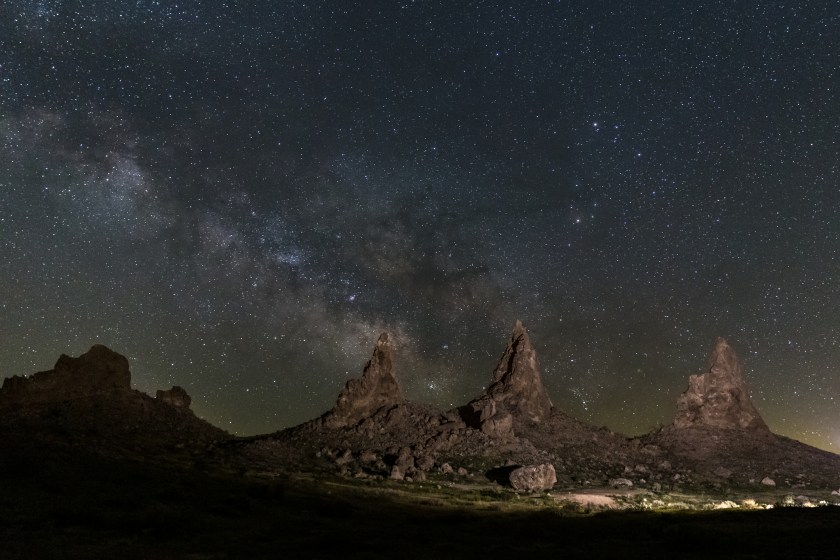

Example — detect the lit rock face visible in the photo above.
[156,386,192,409]
[463,321,553,437]
[323,333,403,428]
[674,337,768,431]
[0,344,131,405]
[509,463,557,492]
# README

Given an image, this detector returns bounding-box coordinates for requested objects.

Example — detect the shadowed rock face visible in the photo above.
[463,321,553,437]
[0,345,131,405]
[323,333,403,428]
[156,386,192,409]
[674,337,767,431]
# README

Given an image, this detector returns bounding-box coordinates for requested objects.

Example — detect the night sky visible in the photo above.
[2,2,839,450]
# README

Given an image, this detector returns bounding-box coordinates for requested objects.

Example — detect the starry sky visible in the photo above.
[2,2,839,450]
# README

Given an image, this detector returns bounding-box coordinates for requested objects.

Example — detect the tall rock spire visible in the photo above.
[462,320,553,437]
[323,333,403,429]
[674,337,767,431]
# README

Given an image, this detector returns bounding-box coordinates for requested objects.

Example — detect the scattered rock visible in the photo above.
[335,449,354,466]
[509,463,557,492]
[416,455,435,471]
[359,450,378,464]
[395,447,414,470]
[609,478,634,488]
[440,463,454,475]
[761,477,776,487]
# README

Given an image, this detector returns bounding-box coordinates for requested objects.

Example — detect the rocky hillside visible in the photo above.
[642,338,840,489]
[229,324,840,493]
[229,322,640,486]
[4,330,840,494]
[0,345,229,467]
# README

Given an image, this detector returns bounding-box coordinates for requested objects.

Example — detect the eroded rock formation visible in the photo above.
[463,320,553,437]
[674,337,767,431]
[156,386,192,409]
[323,333,403,428]
[0,344,131,405]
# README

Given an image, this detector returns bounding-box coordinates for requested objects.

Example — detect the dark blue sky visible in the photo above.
[2,1,839,449]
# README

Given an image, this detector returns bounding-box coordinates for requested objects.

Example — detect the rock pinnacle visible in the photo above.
[463,320,553,437]
[674,337,767,431]
[323,333,403,428]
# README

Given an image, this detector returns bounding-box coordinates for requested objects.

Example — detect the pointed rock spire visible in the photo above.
[674,337,767,431]
[323,333,403,428]
[462,321,553,437]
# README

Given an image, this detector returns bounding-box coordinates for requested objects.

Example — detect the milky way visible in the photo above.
[2,2,839,449]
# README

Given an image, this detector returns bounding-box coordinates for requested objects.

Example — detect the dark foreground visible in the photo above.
[2,450,838,560]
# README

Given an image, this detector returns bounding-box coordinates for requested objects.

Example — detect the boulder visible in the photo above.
[509,463,557,491]
[390,465,405,480]
[478,408,513,438]
[674,338,768,431]
[416,455,435,471]
[395,447,414,471]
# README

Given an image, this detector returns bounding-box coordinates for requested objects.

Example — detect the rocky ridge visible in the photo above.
[4,328,840,494]
[234,323,643,488]
[0,345,229,465]
[0,345,131,405]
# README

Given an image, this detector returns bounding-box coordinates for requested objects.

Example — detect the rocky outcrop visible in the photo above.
[462,321,552,436]
[0,345,231,465]
[674,337,767,431]
[509,463,557,491]
[156,386,192,409]
[323,333,403,428]
[0,345,131,405]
